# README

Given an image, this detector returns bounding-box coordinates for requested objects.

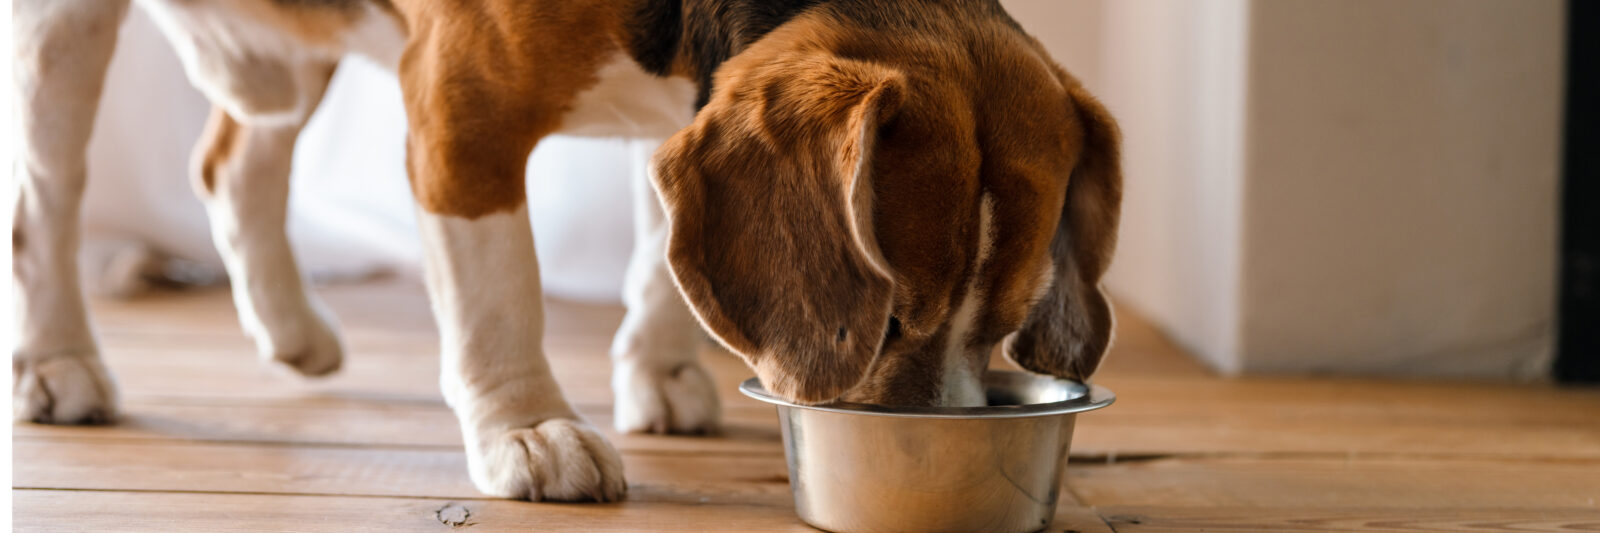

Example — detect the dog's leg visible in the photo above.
[402,45,626,499]
[189,61,343,377]
[12,0,130,424]
[610,143,721,434]
[417,207,626,501]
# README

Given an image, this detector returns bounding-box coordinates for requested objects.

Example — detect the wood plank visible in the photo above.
[88,341,757,407]
[65,336,1600,458]
[72,340,781,456]
[52,281,1599,532]
[1069,456,1600,509]
[1072,376,1600,458]
[89,279,440,339]
[19,388,1596,462]
[94,293,1594,423]
[1094,376,1600,425]
[92,281,1198,388]
[12,439,791,504]
[12,401,785,455]
[11,490,812,533]
[1095,506,1600,532]
[1075,298,1213,378]
[12,490,1115,533]
[14,439,1092,507]
[89,279,1181,364]
[1075,412,1600,459]
[90,279,1189,385]
[89,285,1596,431]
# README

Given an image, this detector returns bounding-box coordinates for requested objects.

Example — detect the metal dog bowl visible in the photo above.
[740,371,1114,533]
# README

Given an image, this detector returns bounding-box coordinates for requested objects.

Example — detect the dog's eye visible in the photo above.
[837,327,848,343]
[884,316,902,341]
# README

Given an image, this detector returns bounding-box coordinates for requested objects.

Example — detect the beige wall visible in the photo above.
[1097,0,1251,373]
[1239,1,1563,377]
[1006,0,1252,372]
[1006,0,1564,378]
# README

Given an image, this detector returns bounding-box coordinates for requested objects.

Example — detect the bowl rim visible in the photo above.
[738,370,1115,419]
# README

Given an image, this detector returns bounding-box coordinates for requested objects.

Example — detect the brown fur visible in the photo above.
[179,0,1121,406]
[653,2,1122,405]
[652,31,904,403]
[389,0,632,218]
[1003,70,1123,381]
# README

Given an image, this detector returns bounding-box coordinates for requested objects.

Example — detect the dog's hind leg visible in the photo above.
[189,60,344,377]
[12,0,130,424]
[609,142,721,435]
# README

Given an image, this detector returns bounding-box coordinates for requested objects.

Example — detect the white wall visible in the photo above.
[1006,0,1252,373]
[1098,0,1251,374]
[1238,1,1564,378]
[1008,0,1564,379]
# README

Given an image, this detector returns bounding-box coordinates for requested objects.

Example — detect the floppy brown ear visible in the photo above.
[652,58,903,404]
[1004,84,1123,381]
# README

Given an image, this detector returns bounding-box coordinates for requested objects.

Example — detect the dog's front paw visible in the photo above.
[612,359,721,435]
[13,353,118,424]
[467,418,627,502]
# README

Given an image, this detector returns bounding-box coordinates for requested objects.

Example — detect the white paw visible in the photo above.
[13,353,118,424]
[612,360,721,435]
[467,418,628,502]
[258,304,344,377]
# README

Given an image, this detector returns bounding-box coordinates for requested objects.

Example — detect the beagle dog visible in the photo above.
[12,0,1121,503]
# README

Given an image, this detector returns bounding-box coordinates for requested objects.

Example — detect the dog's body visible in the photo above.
[13,0,1121,502]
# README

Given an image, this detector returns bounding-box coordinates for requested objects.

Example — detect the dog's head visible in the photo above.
[652,6,1122,406]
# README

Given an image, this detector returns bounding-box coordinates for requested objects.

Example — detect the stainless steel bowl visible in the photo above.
[740,371,1115,533]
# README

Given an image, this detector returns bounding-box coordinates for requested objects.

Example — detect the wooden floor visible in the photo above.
[13,279,1600,532]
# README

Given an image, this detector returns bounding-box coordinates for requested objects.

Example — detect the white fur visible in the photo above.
[138,0,338,124]
[78,8,392,294]
[418,207,626,501]
[14,0,701,502]
[938,195,996,407]
[341,3,405,71]
[12,0,130,424]
[132,0,352,376]
[557,52,716,436]
[197,99,346,376]
[558,53,698,139]
[610,143,720,434]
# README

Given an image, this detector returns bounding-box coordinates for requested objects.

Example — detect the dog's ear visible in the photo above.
[1004,82,1123,382]
[652,57,904,404]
